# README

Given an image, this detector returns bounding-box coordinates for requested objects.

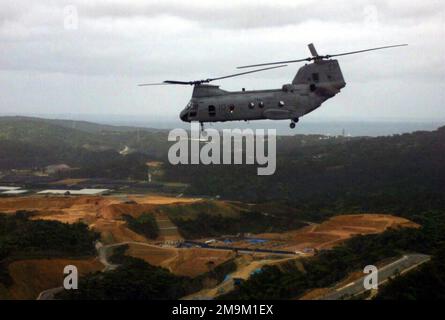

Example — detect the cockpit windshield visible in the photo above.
[185,101,198,111]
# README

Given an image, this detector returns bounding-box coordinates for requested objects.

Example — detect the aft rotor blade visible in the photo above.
[138,83,168,86]
[210,64,288,81]
[324,44,408,58]
[237,58,311,69]
[237,44,408,69]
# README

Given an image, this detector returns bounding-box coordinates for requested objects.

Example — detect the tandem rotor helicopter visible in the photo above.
[139,43,407,130]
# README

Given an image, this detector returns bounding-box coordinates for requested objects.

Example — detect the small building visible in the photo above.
[233,278,245,286]
[0,186,21,191]
[247,239,268,245]
[45,164,72,175]
[250,268,263,276]
[1,189,29,195]
[37,188,110,196]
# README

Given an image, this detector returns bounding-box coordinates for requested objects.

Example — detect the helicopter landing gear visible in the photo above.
[200,122,204,132]
[289,118,299,129]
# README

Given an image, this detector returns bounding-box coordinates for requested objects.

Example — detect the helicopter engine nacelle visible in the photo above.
[292,59,345,89]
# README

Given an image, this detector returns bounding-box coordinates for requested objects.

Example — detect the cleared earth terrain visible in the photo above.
[0,194,420,299]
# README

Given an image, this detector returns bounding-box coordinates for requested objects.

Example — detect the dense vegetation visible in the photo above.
[0,211,99,286]
[164,127,445,205]
[59,248,236,300]
[171,211,306,239]
[60,256,189,300]
[375,247,445,300]
[123,213,160,239]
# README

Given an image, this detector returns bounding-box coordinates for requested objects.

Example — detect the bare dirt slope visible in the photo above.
[2,258,102,300]
[126,244,235,277]
[0,194,200,244]
[257,214,419,251]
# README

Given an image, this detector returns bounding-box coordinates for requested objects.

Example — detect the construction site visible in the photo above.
[0,191,420,300]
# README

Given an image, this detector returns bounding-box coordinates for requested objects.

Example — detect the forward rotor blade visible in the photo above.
[324,44,408,58]
[210,64,288,80]
[138,65,287,87]
[138,80,192,86]
[164,80,194,85]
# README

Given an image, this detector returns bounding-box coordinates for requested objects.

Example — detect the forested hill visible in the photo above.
[1,116,444,206]
[0,116,169,173]
[164,125,445,209]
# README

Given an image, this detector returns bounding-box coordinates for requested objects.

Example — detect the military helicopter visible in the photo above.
[139,43,406,129]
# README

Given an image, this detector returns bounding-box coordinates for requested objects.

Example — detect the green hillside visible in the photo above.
[0,117,170,176]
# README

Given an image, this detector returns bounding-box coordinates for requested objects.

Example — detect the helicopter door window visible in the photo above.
[312,73,320,83]
[248,102,255,109]
[229,105,235,113]
[258,101,264,108]
[208,105,216,117]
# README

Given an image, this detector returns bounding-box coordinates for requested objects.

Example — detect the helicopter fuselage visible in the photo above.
[180,59,346,126]
[140,43,405,128]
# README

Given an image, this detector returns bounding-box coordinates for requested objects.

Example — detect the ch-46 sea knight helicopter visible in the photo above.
[139,43,406,130]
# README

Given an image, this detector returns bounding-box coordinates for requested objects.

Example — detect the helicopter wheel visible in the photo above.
[293,118,299,123]
[290,122,296,129]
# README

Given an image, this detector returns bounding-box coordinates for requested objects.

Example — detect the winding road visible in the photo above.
[37,241,153,300]
[319,254,431,300]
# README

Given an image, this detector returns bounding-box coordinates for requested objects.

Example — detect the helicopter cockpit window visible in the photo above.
[186,101,192,109]
[312,73,320,83]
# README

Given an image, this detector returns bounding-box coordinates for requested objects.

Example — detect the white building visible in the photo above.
[1,190,29,195]
[37,188,110,195]
[0,186,21,191]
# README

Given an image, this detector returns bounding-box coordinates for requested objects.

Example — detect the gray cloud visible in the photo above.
[0,0,444,120]
[81,0,444,29]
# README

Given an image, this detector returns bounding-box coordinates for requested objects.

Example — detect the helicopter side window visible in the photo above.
[208,105,216,117]
[310,84,317,92]
[312,73,320,83]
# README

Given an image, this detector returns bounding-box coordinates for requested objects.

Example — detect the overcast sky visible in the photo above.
[0,0,444,122]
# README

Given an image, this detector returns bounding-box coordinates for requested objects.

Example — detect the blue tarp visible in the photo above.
[247,239,268,244]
